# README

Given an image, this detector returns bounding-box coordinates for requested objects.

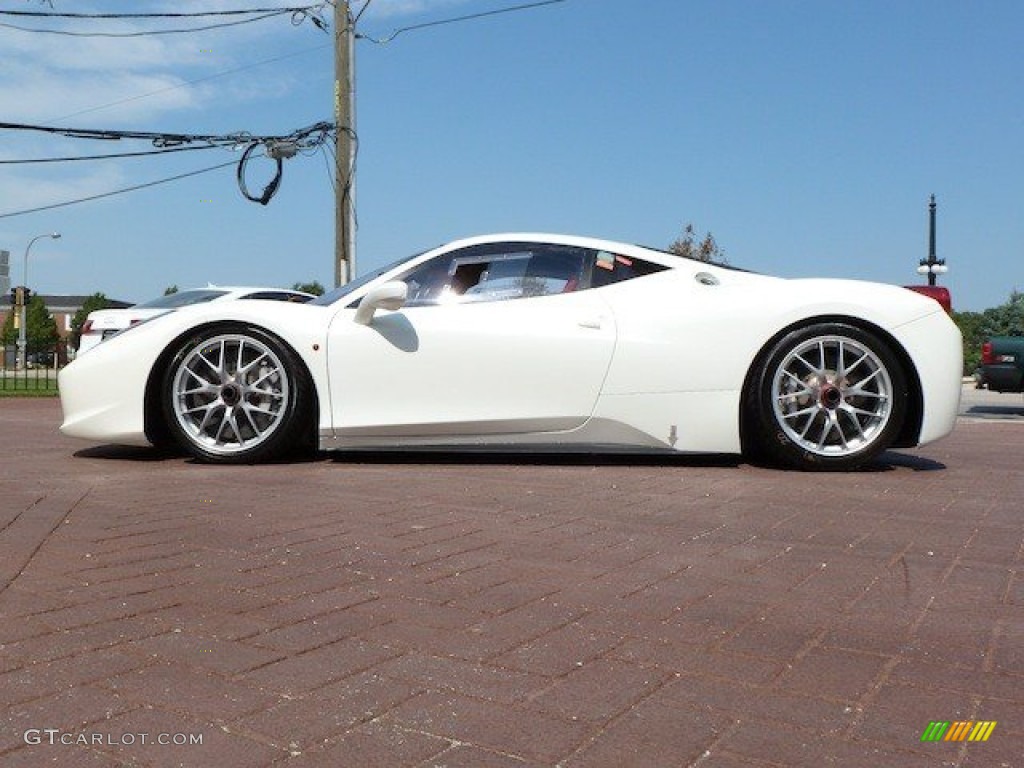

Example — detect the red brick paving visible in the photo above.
[1,397,1022,767]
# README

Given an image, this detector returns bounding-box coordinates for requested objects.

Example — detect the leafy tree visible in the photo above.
[980,289,1024,337]
[293,280,325,296]
[953,290,1024,375]
[2,295,59,350]
[164,285,179,295]
[952,310,986,375]
[668,223,727,264]
[70,292,113,349]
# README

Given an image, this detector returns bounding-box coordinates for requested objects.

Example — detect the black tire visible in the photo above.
[161,326,311,464]
[747,323,907,471]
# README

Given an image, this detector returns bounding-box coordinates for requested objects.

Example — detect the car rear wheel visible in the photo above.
[750,323,907,471]
[162,327,309,463]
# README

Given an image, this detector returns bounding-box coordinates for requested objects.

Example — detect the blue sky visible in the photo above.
[1,0,1021,311]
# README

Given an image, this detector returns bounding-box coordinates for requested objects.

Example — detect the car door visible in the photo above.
[326,242,616,439]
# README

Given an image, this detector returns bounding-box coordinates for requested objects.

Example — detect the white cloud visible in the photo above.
[0,163,127,218]
[0,0,322,126]
[357,0,474,21]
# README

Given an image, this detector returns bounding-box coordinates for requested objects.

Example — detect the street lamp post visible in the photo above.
[17,232,61,369]
[917,195,948,286]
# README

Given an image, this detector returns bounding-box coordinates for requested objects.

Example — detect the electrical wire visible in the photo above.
[0,121,254,147]
[319,143,336,193]
[0,121,334,212]
[0,3,330,37]
[353,0,374,26]
[357,0,567,44]
[0,144,221,164]
[0,6,323,19]
[0,120,333,150]
[237,144,281,205]
[0,12,289,37]
[48,42,332,124]
[0,159,238,220]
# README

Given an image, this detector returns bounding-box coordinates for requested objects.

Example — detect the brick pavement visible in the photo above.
[0,397,1022,767]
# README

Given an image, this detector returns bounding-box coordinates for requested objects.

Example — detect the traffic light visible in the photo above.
[13,286,24,306]
[23,287,32,303]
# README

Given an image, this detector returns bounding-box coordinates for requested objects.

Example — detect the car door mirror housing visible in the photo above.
[354,281,408,325]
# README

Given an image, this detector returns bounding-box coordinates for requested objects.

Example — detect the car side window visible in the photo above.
[588,250,669,288]
[400,243,590,306]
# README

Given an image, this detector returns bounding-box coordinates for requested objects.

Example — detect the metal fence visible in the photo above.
[0,341,68,392]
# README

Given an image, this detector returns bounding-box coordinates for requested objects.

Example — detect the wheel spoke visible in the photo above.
[781,370,813,392]
[780,404,818,421]
[846,387,888,400]
[171,332,292,457]
[833,412,848,450]
[793,353,819,375]
[844,350,870,378]
[238,351,269,376]
[771,334,893,459]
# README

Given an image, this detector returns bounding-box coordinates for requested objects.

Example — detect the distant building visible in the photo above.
[0,250,9,295]
[0,294,133,339]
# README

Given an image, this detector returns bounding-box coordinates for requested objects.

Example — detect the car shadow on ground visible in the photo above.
[328,450,744,469]
[965,405,1024,418]
[74,445,183,462]
[73,445,327,465]
[72,445,944,472]
[865,451,946,472]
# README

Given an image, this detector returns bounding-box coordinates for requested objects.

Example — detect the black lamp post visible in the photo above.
[917,194,948,286]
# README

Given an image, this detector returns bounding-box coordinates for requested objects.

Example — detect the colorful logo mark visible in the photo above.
[921,721,997,742]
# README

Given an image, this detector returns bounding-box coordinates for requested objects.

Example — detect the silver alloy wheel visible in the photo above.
[170,333,290,456]
[771,335,893,457]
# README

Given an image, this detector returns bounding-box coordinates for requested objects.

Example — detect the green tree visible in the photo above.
[2,295,59,350]
[70,292,113,349]
[952,310,986,375]
[164,285,179,295]
[292,280,325,296]
[668,223,727,264]
[980,289,1024,337]
[953,290,1024,375]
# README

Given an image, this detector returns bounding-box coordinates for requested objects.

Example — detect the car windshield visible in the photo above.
[134,289,230,309]
[309,251,427,306]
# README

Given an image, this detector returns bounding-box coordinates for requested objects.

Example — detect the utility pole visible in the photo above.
[334,1,356,286]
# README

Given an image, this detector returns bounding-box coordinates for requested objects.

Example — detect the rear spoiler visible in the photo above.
[903,285,952,313]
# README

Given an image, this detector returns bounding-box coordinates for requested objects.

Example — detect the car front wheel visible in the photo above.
[750,323,907,471]
[162,327,309,463]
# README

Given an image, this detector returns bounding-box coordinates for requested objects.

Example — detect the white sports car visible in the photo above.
[58,233,963,470]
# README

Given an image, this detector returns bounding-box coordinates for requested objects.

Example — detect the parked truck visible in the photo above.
[980,337,1024,392]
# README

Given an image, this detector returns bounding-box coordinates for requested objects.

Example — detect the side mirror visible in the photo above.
[354,281,408,325]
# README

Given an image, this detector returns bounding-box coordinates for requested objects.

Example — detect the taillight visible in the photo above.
[904,284,952,313]
[981,342,995,365]
[81,320,94,334]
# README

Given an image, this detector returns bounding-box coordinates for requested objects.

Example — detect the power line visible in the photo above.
[0,121,335,212]
[353,0,375,26]
[0,3,330,37]
[0,145,221,164]
[0,159,238,220]
[0,6,323,19]
[0,12,295,37]
[0,121,254,147]
[357,0,567,44]
[48,42,332,123]
[0,120,333,150]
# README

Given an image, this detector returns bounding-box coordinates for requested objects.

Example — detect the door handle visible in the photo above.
[577,317,603,330]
